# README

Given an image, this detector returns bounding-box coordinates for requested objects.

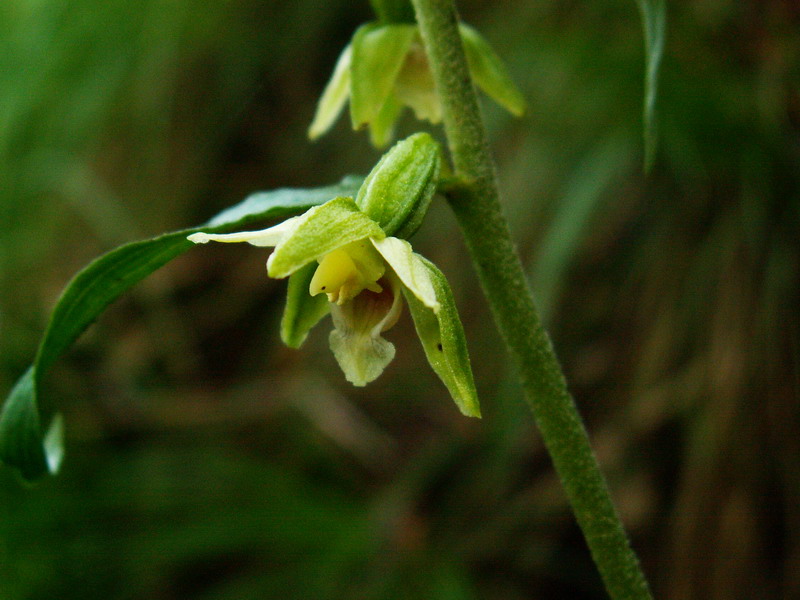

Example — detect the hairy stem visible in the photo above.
[410,0,653,597]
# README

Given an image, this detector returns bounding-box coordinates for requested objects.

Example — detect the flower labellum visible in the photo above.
[328,275,403,386]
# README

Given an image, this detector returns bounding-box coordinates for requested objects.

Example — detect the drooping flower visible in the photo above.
[308,23,527,147]
[188,134,479,417]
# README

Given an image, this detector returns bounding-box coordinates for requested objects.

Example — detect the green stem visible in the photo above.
[410,0,653,598]
[369,0,415,23]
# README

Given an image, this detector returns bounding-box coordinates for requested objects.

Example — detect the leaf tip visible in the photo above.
[44,414,65,474]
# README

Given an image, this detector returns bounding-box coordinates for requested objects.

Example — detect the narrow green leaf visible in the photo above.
[206,176,363,227]
[281,262,331,348]
[403,258,480,418]
[350,23,416,128]
[0,369,64,481]
[459,24,526,117]
[36,232,196,377]
[636,0,666,171]
[1,177,362,480]
[0,368,49,480]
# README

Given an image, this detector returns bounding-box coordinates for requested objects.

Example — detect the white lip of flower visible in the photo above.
[188,198,439,386]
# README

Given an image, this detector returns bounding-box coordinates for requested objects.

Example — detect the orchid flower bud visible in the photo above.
[309,22,526,147]
[356,132,440,239]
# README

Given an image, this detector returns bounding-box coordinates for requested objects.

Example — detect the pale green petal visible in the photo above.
[403,257,480,417]
[459,24,526,117]
[328,278,403,386]
[350,23,416,128]
[368,93,403,148]
[393,39,441,123]
[268,196,385,278]
[187,215,303,247]
[308,44,352,140]
[281,262,331,348]
[371,237,439,311]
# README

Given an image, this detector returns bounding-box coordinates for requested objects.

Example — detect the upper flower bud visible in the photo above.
[308,22,526,147]
[356,132,440,239]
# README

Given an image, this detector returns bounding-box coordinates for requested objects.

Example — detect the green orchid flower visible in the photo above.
[188,134,480,417]
[308,23,526,147]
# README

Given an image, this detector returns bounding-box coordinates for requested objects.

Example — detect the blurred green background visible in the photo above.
[1,0,798,598]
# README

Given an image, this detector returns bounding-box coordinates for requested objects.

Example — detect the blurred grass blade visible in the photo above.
[0,177,362,481]
[532,137,632,324]
[636,0,666,171]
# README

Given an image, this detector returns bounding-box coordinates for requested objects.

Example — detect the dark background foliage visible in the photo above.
[1,0,798,598]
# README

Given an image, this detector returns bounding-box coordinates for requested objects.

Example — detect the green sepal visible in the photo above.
[372,237,438,311]
[350,23,416,129]
[403,258,480,418]
[268,196,386,279]
[280,262,331,348]
[369,93,403,148]
[308,44,352,140]
[459,24,526,117]
[356,133,440,239]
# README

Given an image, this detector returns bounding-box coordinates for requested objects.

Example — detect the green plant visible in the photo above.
[1,1,669,598]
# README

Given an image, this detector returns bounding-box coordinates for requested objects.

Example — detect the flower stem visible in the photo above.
[410,0,653,597]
